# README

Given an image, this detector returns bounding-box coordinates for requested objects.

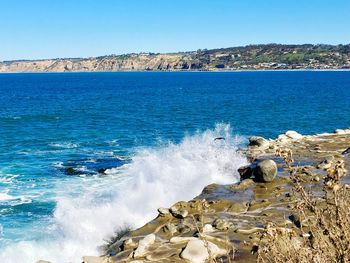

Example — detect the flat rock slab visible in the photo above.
[198,184,254,202]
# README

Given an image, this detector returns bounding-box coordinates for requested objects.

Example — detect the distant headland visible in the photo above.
[1,44,350,73]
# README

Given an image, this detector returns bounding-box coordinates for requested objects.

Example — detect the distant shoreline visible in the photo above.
[1,44,349,74]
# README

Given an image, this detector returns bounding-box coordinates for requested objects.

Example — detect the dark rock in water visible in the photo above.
[65,167,84,176]
[59,157,129,176]
[97,168,107,174]
[253,159,277,182]
[85,158,127,173]
[342,147,350,156]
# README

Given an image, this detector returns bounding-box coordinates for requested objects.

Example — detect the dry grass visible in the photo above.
[100,225,131,255]
[257,149,350,263]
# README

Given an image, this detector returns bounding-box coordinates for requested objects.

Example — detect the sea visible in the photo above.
[0,71,349,262]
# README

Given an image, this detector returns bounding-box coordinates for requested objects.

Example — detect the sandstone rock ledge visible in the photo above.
[81,128,350,263]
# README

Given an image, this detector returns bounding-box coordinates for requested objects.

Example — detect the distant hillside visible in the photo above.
[1,44,350,72]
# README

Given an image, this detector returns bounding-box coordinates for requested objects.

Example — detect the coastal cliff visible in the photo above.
[2,44,350,73]
[77,128,350,263]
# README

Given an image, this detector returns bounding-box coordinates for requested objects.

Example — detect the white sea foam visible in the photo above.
[0,124,247,263]
[49,142,79,149]
[0,173,19,184]
[0,191,32,206]
[0,192,15,201]
[52,161,64,168]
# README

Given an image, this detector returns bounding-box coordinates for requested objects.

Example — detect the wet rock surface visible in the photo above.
[86,129,350,263]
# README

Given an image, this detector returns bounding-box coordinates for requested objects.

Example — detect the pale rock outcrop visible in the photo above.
[133,234,156,258]
[170,236,197,244]
[335,128,350,134]
[285,130,303,140]
[277,134,289,142]
[180,239,227,263]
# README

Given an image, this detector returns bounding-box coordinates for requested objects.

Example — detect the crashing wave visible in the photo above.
[0,124,247,263]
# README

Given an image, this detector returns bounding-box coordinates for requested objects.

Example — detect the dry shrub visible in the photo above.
[101,225,131,255]
[258,149,350,263]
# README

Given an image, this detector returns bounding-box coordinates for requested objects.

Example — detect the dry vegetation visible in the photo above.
[257,148,350,263]
[101,225,131,255]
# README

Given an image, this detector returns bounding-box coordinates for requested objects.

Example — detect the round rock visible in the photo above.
[254,159,277,182]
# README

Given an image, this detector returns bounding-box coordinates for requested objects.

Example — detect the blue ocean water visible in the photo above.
[0,71,350,262]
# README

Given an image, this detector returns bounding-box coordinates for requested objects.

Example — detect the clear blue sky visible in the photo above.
[1,0,350,61]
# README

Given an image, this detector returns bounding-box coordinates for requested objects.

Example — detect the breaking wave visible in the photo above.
[0,124,247,263]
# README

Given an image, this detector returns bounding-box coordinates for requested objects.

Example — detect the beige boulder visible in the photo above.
[254,159,277,182]
[180,239,227,263]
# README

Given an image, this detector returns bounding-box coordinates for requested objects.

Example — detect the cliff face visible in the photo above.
[1,44,350,72]
[0,53,200,73]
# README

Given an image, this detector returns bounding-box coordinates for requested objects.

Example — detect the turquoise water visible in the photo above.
[0,71,350,262]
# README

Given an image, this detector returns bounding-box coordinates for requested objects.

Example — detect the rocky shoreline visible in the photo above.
[2,44,350,73]
[74,128,350,263]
